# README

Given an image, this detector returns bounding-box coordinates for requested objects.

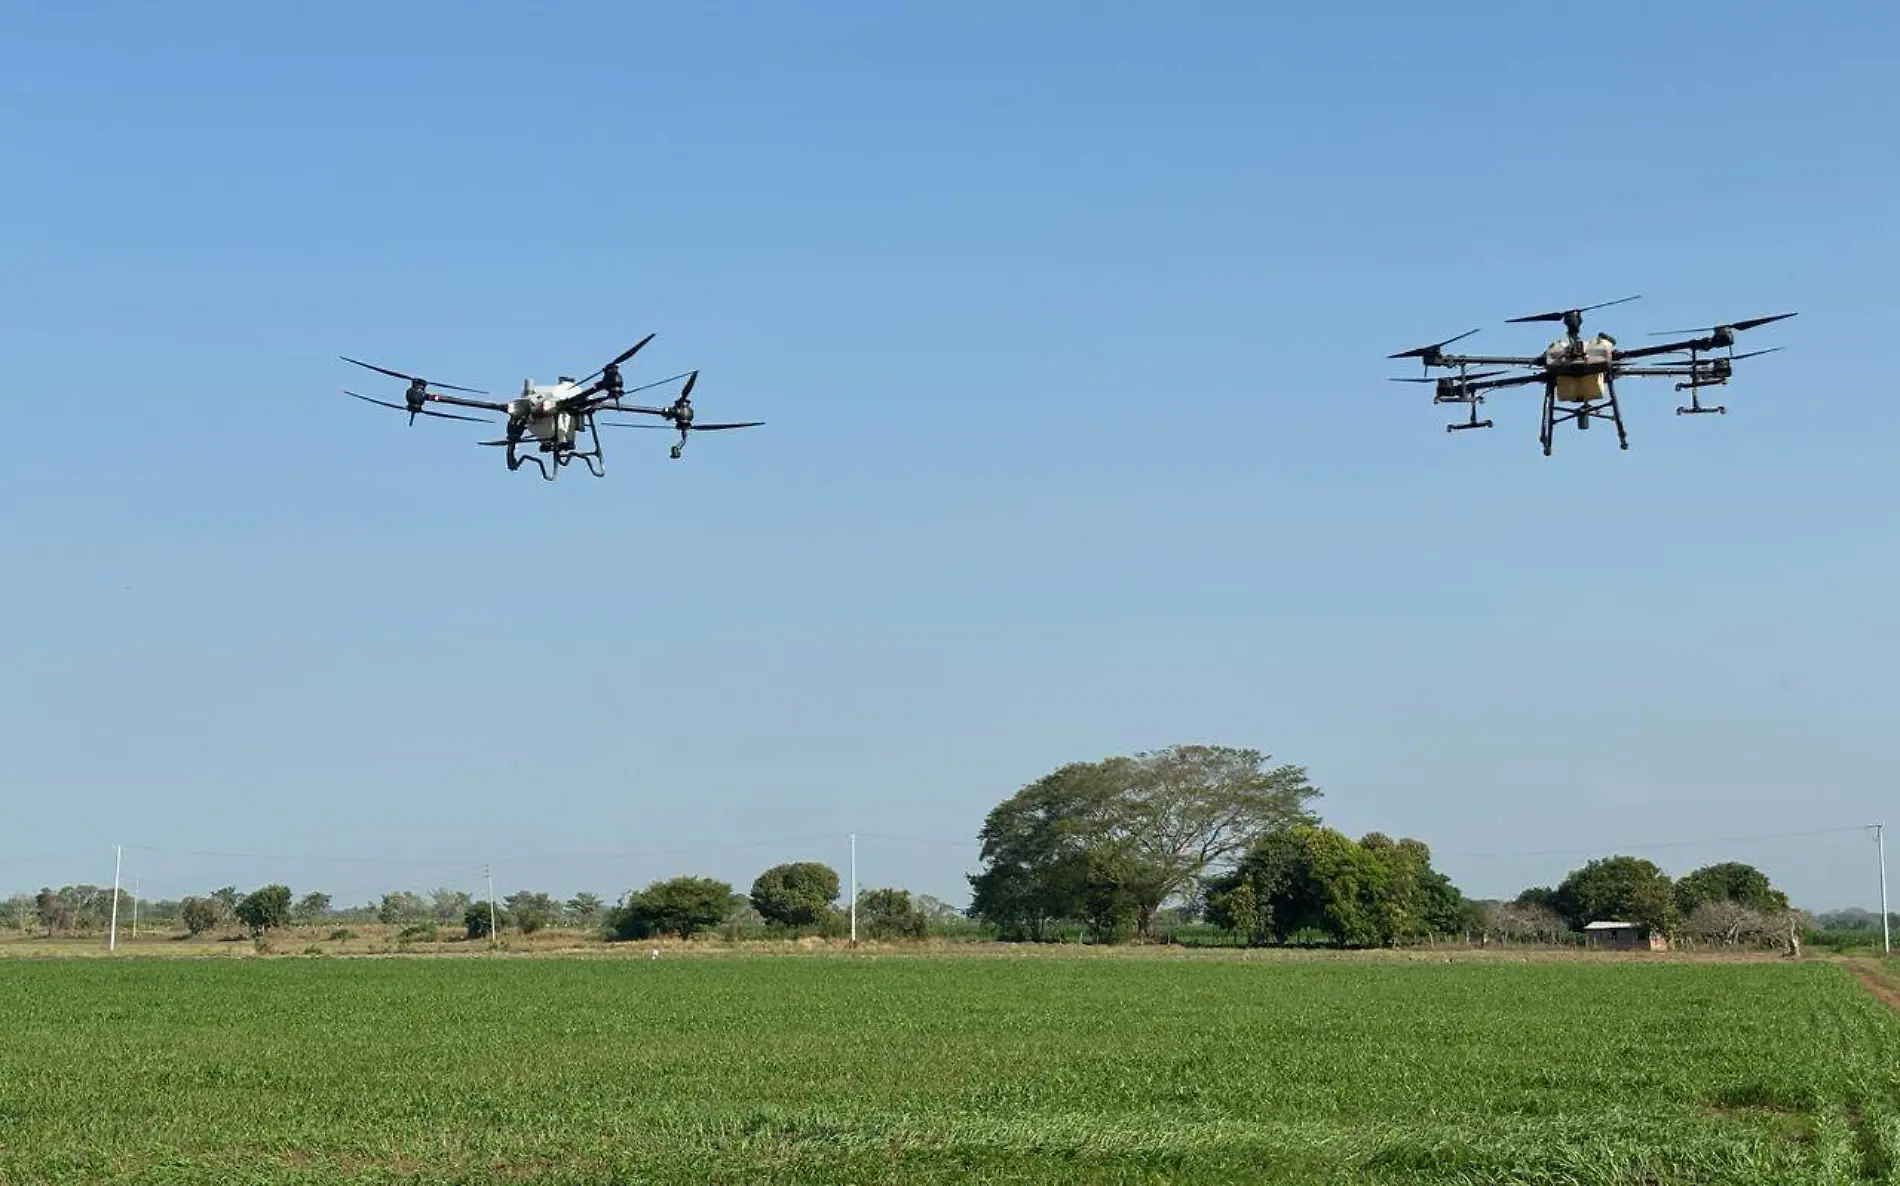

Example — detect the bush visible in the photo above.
[612,876,734,940]
[465,901,509,940]
[750,862,841,929]
[856,888,927,941]
[181,897,219,935]
[235,885,292,936]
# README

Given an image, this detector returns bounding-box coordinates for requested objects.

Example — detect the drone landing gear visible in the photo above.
[669,426,689,460]
[1444,396,1492,434]
[1676,379,1727,416]
[506,444,553,481]
[1538,378,1628,457]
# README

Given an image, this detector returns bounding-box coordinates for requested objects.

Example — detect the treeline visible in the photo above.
[6,743,1875,952]
[958,744,1844,952]
[7,872,979,945]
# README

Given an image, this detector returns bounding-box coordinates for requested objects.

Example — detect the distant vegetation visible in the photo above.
[5,743,1881,955]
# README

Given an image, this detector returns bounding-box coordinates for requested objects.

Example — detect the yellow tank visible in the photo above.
[1547,336,1615,404]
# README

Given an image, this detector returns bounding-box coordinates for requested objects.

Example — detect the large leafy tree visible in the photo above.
[234,885,292,936]
[1551,855,1679,935]
[967,744,1321,940]
[1204,826,1473,948]
[1674,861,1788,916]
[749,862,841,929]
[612,876,735,940]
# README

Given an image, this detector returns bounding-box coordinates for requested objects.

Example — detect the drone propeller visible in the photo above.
[1504,294,1642,324]
[1387,328,1481,361]
[342,390,491,423]
[601,420,764,432]
[570,334,657,390]
[1644,312,1798,337]
[339,357,487,394]
[1389,369,1506,384]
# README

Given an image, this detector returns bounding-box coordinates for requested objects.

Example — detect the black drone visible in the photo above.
[1389,296,1794,455]
[338,334,763,480]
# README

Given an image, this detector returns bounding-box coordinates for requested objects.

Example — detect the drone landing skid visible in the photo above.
[1443,396,1493,434]
[1539,376,1628,457]
[497,416,611,481]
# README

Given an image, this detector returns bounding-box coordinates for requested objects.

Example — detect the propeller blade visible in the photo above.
[597,420,763,432]
[1388,328,1480,360]
[1389,369,1507,384]
[680,370,698,399]
[339,356,487,394]
[1726,346,1785,361]
[1505,294,1641,324]
[619,370,697,397]
[343,389,410,412]
[573,334,658,386]
[609,333,656,369]
[1645,312,1798,337]
[342,390,491,423]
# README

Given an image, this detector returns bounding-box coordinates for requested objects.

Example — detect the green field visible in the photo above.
[4,953,1900,1184]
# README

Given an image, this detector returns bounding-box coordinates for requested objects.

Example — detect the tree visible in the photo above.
[378,891,429,925]
[465,900,509,940]
[181,896,219,935]
[293,892,333,923]
[566,892,605,930]
[1203,826,1471,948]
[1222,879,1260,945]
[34,888,72,936]
[430,889,472,924]
[856,888,927,940]
[1674,862,1789,916]
[235,885,292,936]
[1479,899,1568,944]
[503,891,559,934]
[914,894,964,924]
[1682,899,1770,946]
[1551,856,1679,936]
[968,745,1320,942]
[749,862,841,929]
[611,876,735,940]
[1122,744,1324,910]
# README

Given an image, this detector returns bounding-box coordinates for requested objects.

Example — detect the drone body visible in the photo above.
[338,335,763,479]
[1389,296,1794,455]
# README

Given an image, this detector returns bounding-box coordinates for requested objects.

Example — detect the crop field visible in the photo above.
[3,953,1900,1184]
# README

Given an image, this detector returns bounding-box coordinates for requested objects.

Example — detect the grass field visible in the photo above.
[3,952,1900,1184]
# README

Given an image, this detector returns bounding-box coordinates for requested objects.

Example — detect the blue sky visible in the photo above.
[3,2,1896,915]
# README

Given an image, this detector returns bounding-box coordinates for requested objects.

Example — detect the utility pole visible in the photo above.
[486,864,498,947]
[108,844,122,952]
[1877,824,1890,956]
[849,833,857,947]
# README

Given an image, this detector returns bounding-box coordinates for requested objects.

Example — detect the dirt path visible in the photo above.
[1842,957,1900,1013]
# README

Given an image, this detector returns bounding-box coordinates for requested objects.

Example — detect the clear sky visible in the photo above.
[3,2,1896,916]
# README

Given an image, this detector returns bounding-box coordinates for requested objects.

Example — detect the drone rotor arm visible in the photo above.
[423,391,511,413]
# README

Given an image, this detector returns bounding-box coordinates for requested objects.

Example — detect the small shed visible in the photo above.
[1583,920,1668,951]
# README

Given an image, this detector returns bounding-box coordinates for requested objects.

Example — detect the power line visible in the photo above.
[1439,823,1875,861]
